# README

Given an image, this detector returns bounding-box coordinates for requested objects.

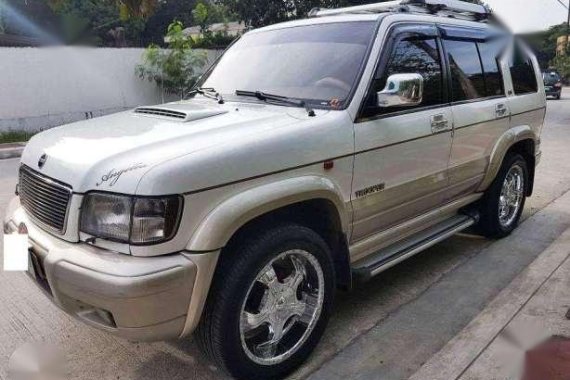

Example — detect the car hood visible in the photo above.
[20,100,305,194]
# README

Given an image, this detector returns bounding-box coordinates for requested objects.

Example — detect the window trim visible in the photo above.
[356,22,448,123]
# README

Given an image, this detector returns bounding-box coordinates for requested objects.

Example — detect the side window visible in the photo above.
[477,39,506,97]
[371,36,444,115]
[443,39,486,102]
[509,44,538,94]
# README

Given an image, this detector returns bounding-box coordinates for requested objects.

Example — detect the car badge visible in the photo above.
[38,154,47,169]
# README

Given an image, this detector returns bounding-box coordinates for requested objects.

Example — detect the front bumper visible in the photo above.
[4,198,219,342]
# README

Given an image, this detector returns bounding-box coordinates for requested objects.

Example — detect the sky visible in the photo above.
[484,0,569,34]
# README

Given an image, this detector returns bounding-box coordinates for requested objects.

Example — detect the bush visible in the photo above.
[0,131,36,144]
[136,21,207,99]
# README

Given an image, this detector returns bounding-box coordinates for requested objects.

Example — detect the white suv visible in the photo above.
[4,1,545,379]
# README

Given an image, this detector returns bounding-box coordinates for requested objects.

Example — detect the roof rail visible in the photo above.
[308,0,491,20]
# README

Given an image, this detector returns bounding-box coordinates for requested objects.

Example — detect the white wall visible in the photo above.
[0,47,222,133]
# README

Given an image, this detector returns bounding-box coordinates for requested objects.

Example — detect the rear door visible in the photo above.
[351,23,453,244]
[441,26,511,201]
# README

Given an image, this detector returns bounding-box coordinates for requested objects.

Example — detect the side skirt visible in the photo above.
[352,212,479,283]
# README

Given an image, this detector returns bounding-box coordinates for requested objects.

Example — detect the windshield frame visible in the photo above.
[192,20,381,111]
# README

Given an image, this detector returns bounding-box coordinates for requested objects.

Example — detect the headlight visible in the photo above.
[80,193,182,245]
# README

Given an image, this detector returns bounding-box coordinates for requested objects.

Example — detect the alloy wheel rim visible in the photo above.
[239,249,325,365]
[498,164,524,228]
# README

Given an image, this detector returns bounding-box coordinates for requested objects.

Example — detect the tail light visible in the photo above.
[555,82,562,88]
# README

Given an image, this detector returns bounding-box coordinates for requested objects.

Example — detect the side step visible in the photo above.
[353,213,478,282]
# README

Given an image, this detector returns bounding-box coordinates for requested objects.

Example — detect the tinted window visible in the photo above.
[478,39,505,97]
[510,44,538,94]
[372,36,443,114]
[444,40,486,102]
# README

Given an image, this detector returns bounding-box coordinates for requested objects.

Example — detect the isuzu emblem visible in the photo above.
[38,154,47,169]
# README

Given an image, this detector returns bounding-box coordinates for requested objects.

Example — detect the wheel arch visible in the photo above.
[185,176,352,289]
[478,126,537,196]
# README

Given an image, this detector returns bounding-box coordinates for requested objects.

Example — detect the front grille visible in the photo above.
[19,165,72,233]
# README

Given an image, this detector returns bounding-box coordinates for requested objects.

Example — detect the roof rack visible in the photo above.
[308,0,492,21]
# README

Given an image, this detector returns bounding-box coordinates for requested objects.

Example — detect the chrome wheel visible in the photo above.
[239,250,325,366]
[498,164,525,228]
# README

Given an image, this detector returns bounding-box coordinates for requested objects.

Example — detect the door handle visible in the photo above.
[431,114,450,134]
[496,103,508,118]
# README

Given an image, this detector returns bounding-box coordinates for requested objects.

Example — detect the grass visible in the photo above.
[0,131,36,145]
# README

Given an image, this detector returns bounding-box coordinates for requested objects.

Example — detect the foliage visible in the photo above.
[522,23,570,70]
[217,0,484,29]
[46,0,155,45]
[0,131,36,144]
[189,0,237,48]
[191,31,236,49]
[117,0,159,20]
[136,21,207,99]
[552,54,570,81]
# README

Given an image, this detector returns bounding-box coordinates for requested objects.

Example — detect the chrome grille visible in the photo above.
[19,165,72,233]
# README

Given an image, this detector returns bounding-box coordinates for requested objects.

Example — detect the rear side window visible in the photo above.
[510,44,538,94]
[477,39,505,97]
[373,36,444,114]
[444,40,486,102]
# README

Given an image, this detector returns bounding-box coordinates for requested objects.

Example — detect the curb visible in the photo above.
[0,143,25,160]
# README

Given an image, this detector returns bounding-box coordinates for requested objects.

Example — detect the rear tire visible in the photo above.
[478,153,528,239]
[195,223,335,380]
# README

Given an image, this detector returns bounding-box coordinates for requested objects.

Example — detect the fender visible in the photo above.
[186,176,350,252]
[477,125,537,193]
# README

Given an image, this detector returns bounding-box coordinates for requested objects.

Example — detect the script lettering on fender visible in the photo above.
[96,163,147,187]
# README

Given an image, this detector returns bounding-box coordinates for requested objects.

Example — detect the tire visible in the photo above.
[557,93,562,100]
[195,223,335,380]
[478,153,528,239]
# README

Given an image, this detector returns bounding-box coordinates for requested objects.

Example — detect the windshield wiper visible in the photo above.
[189,87,225,104]
[235,90,315,117]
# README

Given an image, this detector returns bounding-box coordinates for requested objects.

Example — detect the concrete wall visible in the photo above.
[0,47,222,133]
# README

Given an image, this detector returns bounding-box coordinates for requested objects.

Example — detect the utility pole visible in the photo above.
[566,0,570,37]
[567,0,570,55]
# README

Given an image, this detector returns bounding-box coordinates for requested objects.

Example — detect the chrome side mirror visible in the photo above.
[377,73,424,108]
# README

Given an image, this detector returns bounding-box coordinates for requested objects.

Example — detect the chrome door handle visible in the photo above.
[496,103,508,118]
[431,114,450,134]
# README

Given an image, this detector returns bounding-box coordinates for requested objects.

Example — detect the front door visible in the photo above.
[351,24,453,247]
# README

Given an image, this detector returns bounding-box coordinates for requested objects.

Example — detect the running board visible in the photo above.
[352,213,478,282]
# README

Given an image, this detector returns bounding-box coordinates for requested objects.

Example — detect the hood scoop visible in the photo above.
[134,105,228,122]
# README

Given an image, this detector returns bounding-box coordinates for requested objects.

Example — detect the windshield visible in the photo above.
[197,21,377,109]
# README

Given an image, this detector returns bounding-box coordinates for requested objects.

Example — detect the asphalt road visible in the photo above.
[1,90,570,380]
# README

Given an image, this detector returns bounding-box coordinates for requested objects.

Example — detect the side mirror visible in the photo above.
[377,73,424,108]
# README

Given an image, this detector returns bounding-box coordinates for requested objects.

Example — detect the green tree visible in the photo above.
[47,0,159,45]
[136,21,207,99]
[552,54,570,80]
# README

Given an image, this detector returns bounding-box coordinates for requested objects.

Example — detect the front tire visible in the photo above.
[196,223,335,380]
[478,153,528,238]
